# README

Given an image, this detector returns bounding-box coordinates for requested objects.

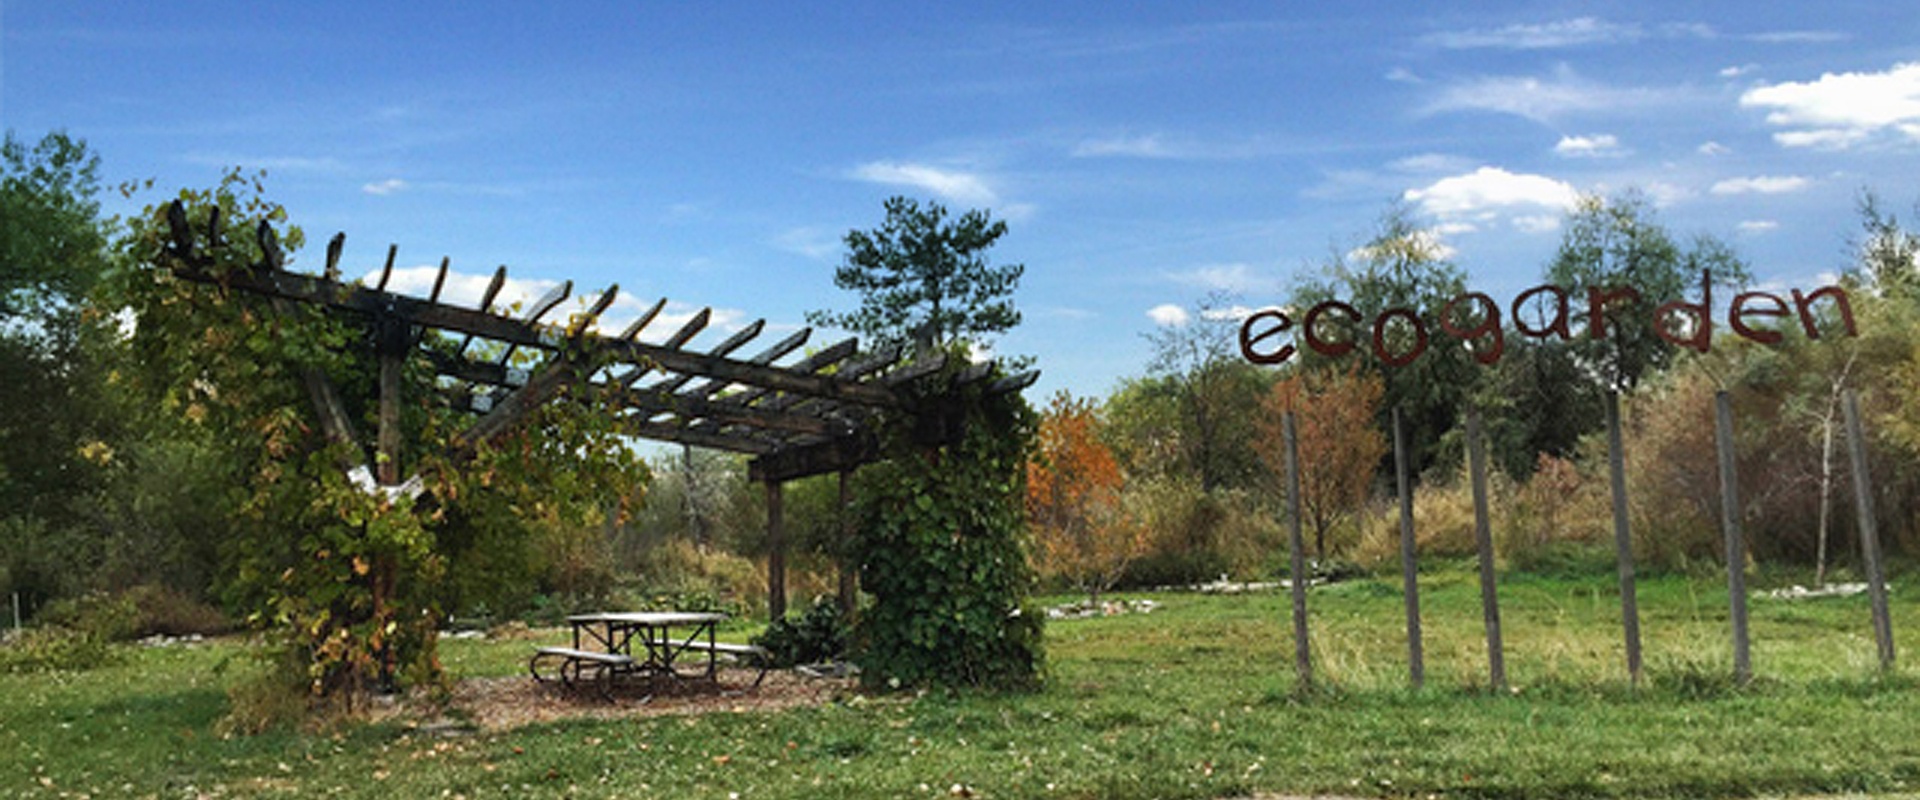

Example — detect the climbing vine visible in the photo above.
[106,172,646,715]
[851,348,1044,690]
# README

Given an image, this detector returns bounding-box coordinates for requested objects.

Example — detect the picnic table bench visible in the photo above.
[528,611,770,696]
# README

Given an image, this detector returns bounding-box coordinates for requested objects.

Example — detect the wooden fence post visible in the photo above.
[1843,389,1895,670]
[1714,390,1752,684]
[1466,407,1505,691]
[1393,408,1424,689]
[1606,391,1643,687]
[1283,411,1312,688]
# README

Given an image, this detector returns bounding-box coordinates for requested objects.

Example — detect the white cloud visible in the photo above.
[1349,228,1458,263]
[368,265,754,344]
[1741,62,1920,149]
[1738,220,1780,234]
[850,161,998,206]
[1404,166,1579,218]
[1720,64,1758,79]
[1710,175,1811,195]
[1698,140,1731,156]
[362,178,408,196]
[1424,17,1644,50]
[375,265,558,313]
[1554,133,1626,157]
[1424,66,1681,123]
[1146,304,1190,327]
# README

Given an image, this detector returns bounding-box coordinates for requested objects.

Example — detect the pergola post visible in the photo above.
[766,479,787,620]
[837,469,857,617]
[376,314,408,485]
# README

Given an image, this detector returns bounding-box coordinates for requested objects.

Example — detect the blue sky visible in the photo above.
[6,2,1919,400]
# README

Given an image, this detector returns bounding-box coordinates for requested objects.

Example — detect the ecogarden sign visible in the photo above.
[1238,268,1889,693]
[1237,270,1857,367]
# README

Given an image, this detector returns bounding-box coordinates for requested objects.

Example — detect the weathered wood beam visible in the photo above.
[749,429,880,483]
[621,418,781,456]
[645,318,763,396]
[451,354,586,451]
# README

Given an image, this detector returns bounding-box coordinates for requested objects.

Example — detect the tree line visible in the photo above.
[1027,194,1920,601]
[6,126,1920,683]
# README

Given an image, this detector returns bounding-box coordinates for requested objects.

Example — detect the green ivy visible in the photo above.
[851,350,1043,690]
[103,172,648,713]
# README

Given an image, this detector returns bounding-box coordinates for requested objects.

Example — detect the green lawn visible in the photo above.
[8,566,1920,799]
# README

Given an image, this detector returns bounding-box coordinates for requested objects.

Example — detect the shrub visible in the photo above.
[32,585,231,641]
[752,597,848,667]
[0,625,120,674]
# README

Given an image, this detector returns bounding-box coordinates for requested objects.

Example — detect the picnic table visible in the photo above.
[528,610,768,696]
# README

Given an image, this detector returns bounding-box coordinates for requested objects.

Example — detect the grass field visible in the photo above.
[7,563,1920,799]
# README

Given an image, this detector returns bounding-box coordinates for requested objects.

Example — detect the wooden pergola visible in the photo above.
[161,203,1036,618]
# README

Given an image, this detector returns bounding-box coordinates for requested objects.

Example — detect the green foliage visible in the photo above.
[806,196,1024,353]
[32,585,230,642]
[0,131,120,617]
[0,129,108,322]
[751,596,848,667]
[1289,204,1478,477]
[851,350,1044,690]
[100,171,649,712]
[1546,190,1751,391]
[0,625,120,674]
[1136,293,1270,493]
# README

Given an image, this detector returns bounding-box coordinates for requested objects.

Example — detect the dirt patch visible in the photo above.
[432,667,858,732]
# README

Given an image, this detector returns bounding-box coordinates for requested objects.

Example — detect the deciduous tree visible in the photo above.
[1256,367,1386,560]
[1028,392,1144,603]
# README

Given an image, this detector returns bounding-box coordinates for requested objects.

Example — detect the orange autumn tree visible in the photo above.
[1027,392,1145,603]
[1257,367,1387,560]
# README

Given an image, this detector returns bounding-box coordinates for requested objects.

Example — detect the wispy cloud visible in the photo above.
[1069,132,1272,160]
[850,161,999,206]
[362,178,408,196]
[1423,66,1685,123]
[1163,263,1275,294]
[183,152,349,173]
[1739,220,1781,234]
[1741,62,1920,149]
[1711,175,1812,195]
[773,227,843,261]
[1424,17,1651,50]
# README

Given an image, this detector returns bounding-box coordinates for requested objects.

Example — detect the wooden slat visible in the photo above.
[662,308,711,349]
[324,233,345,283]
[568,284,620,338]
[618,297,669,341]
[375,245,396,291]
[428,257,450,304]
